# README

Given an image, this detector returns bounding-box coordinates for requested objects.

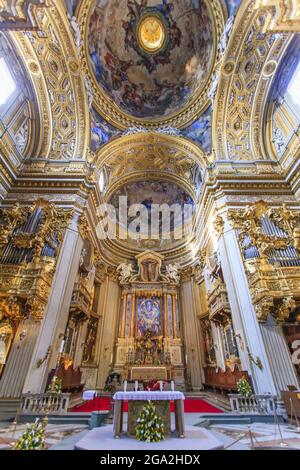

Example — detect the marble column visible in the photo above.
[120,292,127,339]
[172,294,179,339]
[22,215,83,394]
[95,276,120,389]
[211,322,226,371]
[0,318,40,398]
[73,321,88,368]
[260,316,299,393]
[218,215,278,394]
[180,278,204,390]
[163,293,168,338]
[129,292,136,338]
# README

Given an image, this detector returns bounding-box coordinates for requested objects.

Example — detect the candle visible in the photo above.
[135,380,138,391]
[159,381,163,391]
[124,380,127,392]
[171,381,175,392]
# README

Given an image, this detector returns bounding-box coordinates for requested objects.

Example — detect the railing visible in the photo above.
[229,394,278,414]
[21,393,71,415]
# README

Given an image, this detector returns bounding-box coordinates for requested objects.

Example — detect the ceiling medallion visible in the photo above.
[137,15,166,54]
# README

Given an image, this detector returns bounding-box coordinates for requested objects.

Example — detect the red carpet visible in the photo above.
[72,397,222,413]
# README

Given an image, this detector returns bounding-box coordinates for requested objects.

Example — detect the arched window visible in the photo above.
[0,57,16,107]
[267,35,300,160]
[0,34,38,163]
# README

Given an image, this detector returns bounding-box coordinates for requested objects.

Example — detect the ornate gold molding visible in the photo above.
[254,0,300,32]
[228,201,300,322]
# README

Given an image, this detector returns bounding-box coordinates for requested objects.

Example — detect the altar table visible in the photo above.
[113,391,185,439]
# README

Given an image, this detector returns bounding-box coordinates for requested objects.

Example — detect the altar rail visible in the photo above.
[229,394,278,414]
[21,393,71,415]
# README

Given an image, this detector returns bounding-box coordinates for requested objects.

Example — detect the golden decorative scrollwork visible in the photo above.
[0,203,30,252]
[228,201,300,323]
[213,216,225,238]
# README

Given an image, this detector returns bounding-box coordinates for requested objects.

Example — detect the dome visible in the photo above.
[86,0,216,123]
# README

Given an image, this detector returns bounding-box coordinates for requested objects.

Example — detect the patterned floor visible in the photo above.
[209,422,300,450]
[0,423,88,450]
[0,418,300,450]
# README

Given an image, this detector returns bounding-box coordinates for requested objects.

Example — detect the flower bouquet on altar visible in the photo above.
[136,401,164,443]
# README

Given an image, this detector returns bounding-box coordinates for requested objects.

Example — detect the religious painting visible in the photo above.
[109,180,194,237]
[64,0,79,16]
[90,108,119,152]
[225,0,241,16]
[140,258,159,282]
[182,106,212,154]
[137,297,161,336]
[200,318,216,366]
[88,0,214,118]
[83,316,99,364]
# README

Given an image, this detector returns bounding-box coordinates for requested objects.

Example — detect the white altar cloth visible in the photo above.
[83,390,96,401]
[113,391,185,401]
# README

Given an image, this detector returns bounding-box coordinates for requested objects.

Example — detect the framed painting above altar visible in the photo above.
[137,297,161,336]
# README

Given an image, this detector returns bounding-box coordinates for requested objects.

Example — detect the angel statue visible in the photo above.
[164,263,181,284]
[117,263,134,285]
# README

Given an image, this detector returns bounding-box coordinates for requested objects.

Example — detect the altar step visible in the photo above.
[197,413,285,426]
[0,399,21,422]
[185,392,231,412]
[17,412,93,426]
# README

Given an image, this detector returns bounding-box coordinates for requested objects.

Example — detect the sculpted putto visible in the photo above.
[117,262,135,285]
[164,263,181,284]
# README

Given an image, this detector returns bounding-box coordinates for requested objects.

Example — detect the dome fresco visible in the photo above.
[108,180,195,235]
[88,0,214,119]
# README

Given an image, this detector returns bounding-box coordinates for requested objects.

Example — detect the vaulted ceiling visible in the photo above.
[0,0,299,265]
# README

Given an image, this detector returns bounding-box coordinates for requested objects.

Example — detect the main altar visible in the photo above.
[114,251,185,388]
[113,391,185,439]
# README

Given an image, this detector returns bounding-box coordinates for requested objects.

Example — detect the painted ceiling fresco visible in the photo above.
[182,106,212,153]
[90,108,120,152]
[64,0,79,16]
[225,0,241,16]
[90,105,212,153]
[88,0,214,119]
[110,180,194,208]
[109,180,194,234]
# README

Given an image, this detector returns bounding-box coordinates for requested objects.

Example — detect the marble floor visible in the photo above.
[0,414,300,450]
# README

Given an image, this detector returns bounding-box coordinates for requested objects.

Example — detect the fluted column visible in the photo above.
[260,317,298,392]
[163,293,169,337]
[120,292,127,339]
[130,292,136,338]
[0,319,40,398]
[172,294,179,339]
[22,215,83,394]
